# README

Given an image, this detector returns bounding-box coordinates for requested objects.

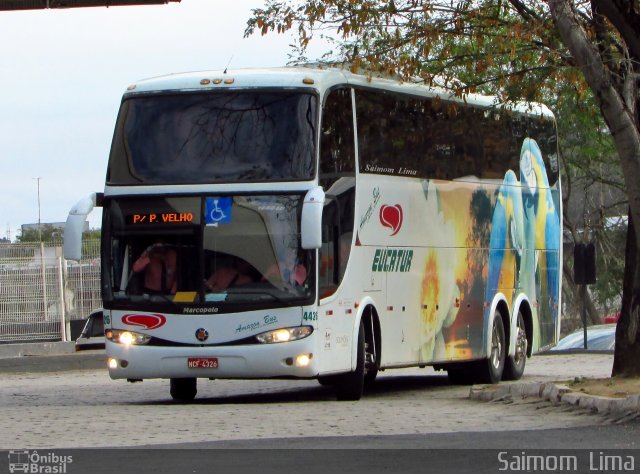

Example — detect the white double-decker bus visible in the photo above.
[65,66,561,401]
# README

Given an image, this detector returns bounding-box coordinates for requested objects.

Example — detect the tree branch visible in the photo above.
[591,0,640,62]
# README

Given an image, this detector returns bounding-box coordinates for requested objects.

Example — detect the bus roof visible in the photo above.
[125,65,554,119]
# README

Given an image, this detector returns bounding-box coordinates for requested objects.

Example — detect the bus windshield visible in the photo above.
[107,90,317,184]
[102,194,314,310]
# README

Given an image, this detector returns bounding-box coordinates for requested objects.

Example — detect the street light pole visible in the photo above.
[32,176,49,326]
[34,177,42,241]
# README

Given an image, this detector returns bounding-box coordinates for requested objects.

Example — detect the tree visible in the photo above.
[557,84,626,329]
[247,0,640,375]
[17,224,62,243]
[17,226,100,245]
[546,0,640,378]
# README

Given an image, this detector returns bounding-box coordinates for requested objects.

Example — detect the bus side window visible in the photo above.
[320,199,339,298]
[319,87,356,298]
[320,87,355,190]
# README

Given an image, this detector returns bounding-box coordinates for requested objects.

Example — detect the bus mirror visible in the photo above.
[64,192,103,261]
[301,186,325,249]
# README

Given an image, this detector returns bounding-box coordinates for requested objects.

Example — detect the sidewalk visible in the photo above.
[470,379,640,417]
[470,352,640,417]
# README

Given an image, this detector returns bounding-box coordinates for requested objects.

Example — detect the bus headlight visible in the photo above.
[255,326,313,344]
[105,329,151,346]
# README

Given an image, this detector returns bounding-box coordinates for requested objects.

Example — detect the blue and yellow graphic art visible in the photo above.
[520,138,561,341]
[416,137,560,361]
[487,169,525,302]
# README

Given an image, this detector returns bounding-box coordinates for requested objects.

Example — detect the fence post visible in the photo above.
[40,242,48,322]
[57,255,68,341]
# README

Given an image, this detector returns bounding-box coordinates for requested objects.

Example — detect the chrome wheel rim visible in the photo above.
[514,317,527,366]
[490,319,503,369]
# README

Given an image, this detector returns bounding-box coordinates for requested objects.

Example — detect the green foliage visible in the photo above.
[17,224,62,243]
[17,226,100,244]
[83,229,101,241]
[246,0,578,103]
[593,223,626,313]
[553,83,625,315]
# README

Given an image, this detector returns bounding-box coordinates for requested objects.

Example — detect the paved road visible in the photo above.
[0,353,630,450]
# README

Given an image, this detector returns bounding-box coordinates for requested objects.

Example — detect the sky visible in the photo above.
[0,0,324,241]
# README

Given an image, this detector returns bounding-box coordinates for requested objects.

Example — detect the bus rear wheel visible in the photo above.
[170,377,197,402]
[335,322,365,401]
[503,311,527,381]
[477,312,506,384]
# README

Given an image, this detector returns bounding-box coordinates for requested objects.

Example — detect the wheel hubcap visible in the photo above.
[514,323,527,365]
[364,342,376,373]
[491,321,502,369]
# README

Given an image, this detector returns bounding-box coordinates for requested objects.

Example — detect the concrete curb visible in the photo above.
[0,352,106,373]
[469,382,640,415]
[0,342,106,374]
[0,341,75,358]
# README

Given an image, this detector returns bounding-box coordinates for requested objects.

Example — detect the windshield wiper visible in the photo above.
[224,287,300,306]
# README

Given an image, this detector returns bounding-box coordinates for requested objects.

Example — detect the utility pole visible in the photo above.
[34,177,42,241]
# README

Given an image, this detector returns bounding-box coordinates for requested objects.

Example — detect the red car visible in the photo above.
[603,312,620,324]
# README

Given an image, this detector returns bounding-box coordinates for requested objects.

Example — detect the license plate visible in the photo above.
[187,357,219,369]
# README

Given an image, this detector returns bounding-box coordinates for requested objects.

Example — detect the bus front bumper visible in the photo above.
[105,337,318,380]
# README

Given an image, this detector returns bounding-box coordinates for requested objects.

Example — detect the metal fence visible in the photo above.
[0,240,101,343]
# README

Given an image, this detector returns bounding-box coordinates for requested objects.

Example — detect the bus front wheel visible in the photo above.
[170,377,197,402]
[335,322,365,401]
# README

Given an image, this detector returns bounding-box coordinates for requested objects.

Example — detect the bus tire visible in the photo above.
[477,311,506,384]
[363,362,378,388]
[363,323,379,388]
[503,311,527,381]
[335,322,365,401]
[170,377,197,402]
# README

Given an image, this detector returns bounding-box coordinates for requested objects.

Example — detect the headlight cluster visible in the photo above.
[255,326,313,344]
[105,329,151,346]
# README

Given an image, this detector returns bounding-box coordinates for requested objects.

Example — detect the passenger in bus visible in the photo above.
[133,242,177,294]
[264,251,308,287]
[205,258,254,292]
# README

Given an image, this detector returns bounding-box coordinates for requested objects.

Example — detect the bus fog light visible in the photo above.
[108,358,118,369]
[295,353,312,367]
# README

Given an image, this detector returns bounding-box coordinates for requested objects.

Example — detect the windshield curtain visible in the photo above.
[102,194,314,311]
[107,90,317,184]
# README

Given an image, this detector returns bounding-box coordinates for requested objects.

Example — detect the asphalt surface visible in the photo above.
[1,344,638,474]
[0,342,636,416]
[0,343,638,419]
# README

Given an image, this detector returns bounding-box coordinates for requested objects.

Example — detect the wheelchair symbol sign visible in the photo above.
[205,197,232,225]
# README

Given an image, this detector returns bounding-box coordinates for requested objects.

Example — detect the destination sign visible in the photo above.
[129,212,194,224]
